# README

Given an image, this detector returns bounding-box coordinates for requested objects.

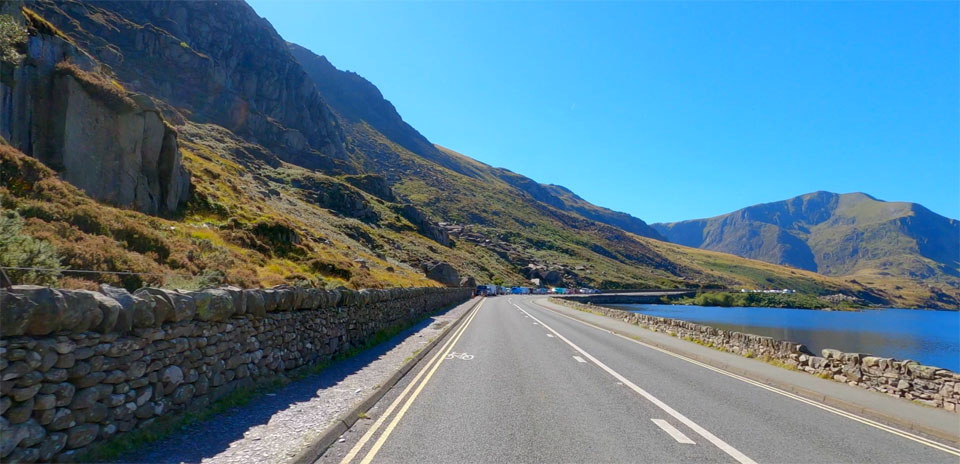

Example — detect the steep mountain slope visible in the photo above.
[2,1,950,307]
[287,43,480,179]
[652,191,960,282]
[288,43,664,240]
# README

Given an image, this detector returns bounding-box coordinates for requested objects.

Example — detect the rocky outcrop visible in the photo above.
[553,298,960,414]
[0,284,473,461]
[52,68,190,214]
[291,175,379,222]
[342,174,396,202]
[27,0,349,170]
[421,262,460,287]
[0,5,190,214]
[400,205,451,247]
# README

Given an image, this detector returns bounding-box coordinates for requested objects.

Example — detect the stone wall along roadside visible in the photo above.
[0,284,473,462]
[551,297,960,414]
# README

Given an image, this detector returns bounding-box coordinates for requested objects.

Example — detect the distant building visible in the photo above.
[740,288,796,295]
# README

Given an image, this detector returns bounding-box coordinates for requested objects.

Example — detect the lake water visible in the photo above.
[605,304,960,372]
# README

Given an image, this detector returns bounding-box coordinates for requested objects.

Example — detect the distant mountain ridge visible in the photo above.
[652,191,960,280]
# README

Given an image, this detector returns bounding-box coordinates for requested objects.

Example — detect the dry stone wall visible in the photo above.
[552,298,960,414]
[0,284,472,462]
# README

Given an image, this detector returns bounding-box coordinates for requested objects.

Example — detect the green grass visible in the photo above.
[761,355,800,371]
[672,291,847,310]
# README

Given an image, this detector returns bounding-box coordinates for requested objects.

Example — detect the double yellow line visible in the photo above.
[340,298,485,464]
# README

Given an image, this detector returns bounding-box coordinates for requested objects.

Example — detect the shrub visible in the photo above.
[112,223,171,261]
[0,208,62,285]
[250,220,308,258]
[164,269,225,290]
[0,14,27,69]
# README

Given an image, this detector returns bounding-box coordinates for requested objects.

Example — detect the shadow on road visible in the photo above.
[116,313,448,463]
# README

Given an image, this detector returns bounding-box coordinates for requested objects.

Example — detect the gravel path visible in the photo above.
[117,299,475,464]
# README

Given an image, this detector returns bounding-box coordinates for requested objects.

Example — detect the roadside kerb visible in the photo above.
[534,298,960,448]
[292,297,483,464]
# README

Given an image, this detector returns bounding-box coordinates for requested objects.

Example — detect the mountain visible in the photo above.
[287,43,665,240]
[2,1,951,308]
[652,192,959,305]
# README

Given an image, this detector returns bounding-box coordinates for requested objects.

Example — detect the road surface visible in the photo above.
[320,296,960,463]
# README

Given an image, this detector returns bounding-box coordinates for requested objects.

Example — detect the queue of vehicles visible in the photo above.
[473,285,597,296]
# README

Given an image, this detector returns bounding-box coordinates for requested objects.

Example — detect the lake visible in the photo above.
[605,304,960,372]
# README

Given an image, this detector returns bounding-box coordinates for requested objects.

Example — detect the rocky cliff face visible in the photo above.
[26,0,349,171]
[0,4,189,214]
[288,43,488,178]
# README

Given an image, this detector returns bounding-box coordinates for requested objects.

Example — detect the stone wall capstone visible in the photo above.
[0,284,473,462]
[552,298,960,414]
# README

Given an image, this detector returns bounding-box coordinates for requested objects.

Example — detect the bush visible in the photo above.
[0,14,27,69]
[0,208,62,285]
[163,269,225,290]
[692,292,733,307]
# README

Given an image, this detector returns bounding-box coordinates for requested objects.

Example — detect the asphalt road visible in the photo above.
[321,296,960,464]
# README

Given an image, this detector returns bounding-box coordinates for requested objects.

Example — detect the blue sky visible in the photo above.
[248,1,959,223]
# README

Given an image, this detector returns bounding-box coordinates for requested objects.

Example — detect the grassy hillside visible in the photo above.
[1,127,873,299]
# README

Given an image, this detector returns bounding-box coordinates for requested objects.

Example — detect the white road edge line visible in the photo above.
[512,302,757,464]
[573,356,586,363]
[529,298,960,457]
[652,419,696,444]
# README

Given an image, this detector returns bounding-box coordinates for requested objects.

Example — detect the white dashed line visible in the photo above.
[572,356,586,363]
[513,302,756,464]
[546,334,555,338]
[652,419,696,444]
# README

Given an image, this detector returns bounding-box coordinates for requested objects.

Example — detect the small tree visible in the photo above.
[492,276,504,287]
[0,209,63,285]
[0,14,27,68]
